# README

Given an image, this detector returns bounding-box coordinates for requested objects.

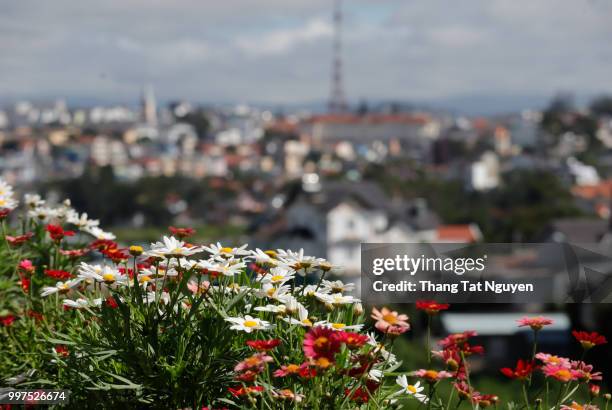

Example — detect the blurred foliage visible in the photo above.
[365,162,582,242]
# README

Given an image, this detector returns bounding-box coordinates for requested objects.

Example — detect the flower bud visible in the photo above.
[129,245,144,256]
[353,303,364,315]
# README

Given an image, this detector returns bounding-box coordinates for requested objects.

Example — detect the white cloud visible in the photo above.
[1,0,612,108]
[235,18,332,56]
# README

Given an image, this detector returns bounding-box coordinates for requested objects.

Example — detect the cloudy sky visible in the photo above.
[2,0,612,110]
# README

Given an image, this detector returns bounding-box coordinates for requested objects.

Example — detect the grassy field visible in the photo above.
[110,224,247,245]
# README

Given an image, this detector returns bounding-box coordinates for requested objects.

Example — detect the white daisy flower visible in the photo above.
[0,179,15,197]
[368,368,384,382]
[396,376,428,402]
[82,225,116,240]
[260,266,294,285]
[297,284,330,298]
[0,196,18,210]
[142,291,171,305]
[78,263,127,285]
[67,211,100,230]
[207,260,247,277]
[63,298,94,309]
[249,248,281,267]
[225,315,272,333]
[316,293,360,305]
[315,321,364,332]
[321,279,355,294]
[148,236,203,258]
[276,249,324,276]
[41,279,82,297]
[254,304,287,314]
[366,333,398,363]
[24,193,45,209]
[283,303,313,327]
[255,283,292,302]
[28,207,57,222]
[202,242,249,259]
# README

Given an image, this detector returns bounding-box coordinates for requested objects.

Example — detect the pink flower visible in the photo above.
[535,353,571,368]
[18,259,35,273]
[517,316,553,331]
[571,361,603,383]
[560,402,600,410]
[370,307,409,334]
[410,369,453,382]
[303,327,342,361]
[234,353,273,373]
[542,364,581,383]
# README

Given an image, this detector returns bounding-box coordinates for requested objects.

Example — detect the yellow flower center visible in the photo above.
[302,319,313,326]
[267,287,276,297]
[407,385,417,394]
[286,364,300,373]
[171,248,183,254]
[424,370,439,380]
[555,369,571,380]
[102,273,116,282]
[314,336,329,347]
[315,357,331,368]
[383,314,398,324]
[139,275,151,283]
[0,199,5,206]
[243,320,258,328]
[220,247,233,254]
[331,323,345,330]
[271,275,284,282]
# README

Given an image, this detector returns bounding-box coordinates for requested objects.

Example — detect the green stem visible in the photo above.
[522,382,531,410]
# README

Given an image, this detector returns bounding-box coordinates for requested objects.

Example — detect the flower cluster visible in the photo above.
[0,178,609,409]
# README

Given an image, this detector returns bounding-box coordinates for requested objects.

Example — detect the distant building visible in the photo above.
[142,85,158,126]
[299,113,439,159]
[251,181,481,276]
[470,151,500,191]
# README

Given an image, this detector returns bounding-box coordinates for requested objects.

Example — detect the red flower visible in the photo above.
[517,316,553,331]
[18,274,30,293]
[416,300,450,315]
[572,330,607,350]
[228,385,264,398]
[344,380,379,404]
[89,239,118,251]
[169,226,196,239]
[303,327,342,361]
[27,310,44,322]
[472,393,499,408]
[0,208,12,220]
[500,359,537,380]
[18,259,35,273]
[44,269,73,280]
[59,248,90,258]
[336,331,369,349]
[235,370,258,382]
[590,384,600,398]
[0,314,16,327]
[246,338,281,351]
[106,296,119,309]
[55,345,69,357]
[439,331,483,355]
[6,232,33,246]
[344,386,370,404]
[45,224,75,242]
[101,247,129,263]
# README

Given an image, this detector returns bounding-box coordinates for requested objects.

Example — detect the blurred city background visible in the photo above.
[1,0,612,388]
